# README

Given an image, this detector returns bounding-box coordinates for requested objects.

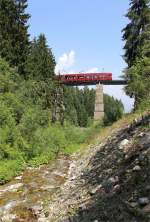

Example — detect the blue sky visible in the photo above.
[28,0,134,112]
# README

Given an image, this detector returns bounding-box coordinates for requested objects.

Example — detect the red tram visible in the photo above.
[57,73,112,84]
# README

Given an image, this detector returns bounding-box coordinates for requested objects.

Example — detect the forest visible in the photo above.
[0,0,125,184]
[0,0,150,185]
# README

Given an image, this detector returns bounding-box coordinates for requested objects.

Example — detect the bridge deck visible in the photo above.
[63,80,127,86]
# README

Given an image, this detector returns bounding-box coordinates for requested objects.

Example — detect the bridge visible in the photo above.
[57,73,127,86]
[56,73,127,121]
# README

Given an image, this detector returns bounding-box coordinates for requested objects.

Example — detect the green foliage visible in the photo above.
[104,94,124,125]
[122,0,150,106]
[0,93,25,122]
[63,124,102,154]
[0,58,100,183]
[24,34,57,114]
[77,104,88,127]
[0,58,20,93]
[64,86,95,127]
[64,125,87,144]
[63,86,124,127]
[124,58,150,104]
[122,0,150,67]
[0,0,126,184]
[0,0,30,76]
[0,144,23,161]
[0,52,126,184]
[0,104,15,128]
[26,34,56,80]
[31,125,66,157]
[83,87,95,117]
[28,154,52,167]
[19,107,49,139]
[0,160,25,184]
[136,96,150,111]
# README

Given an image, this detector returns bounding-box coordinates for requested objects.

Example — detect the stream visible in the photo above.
[0,156,71,222]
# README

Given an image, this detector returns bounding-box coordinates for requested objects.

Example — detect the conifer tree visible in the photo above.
[0,0,30,76]
[122,0,150,67]
[26,34,58,118]
[26,34,56,80]
[122,0,150,105]
[104,95,124,125]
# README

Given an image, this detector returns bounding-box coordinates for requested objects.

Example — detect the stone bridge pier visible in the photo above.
[94,83,104,121]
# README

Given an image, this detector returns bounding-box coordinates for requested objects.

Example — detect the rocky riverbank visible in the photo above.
[46,113,150,222]
[0,156,71,222]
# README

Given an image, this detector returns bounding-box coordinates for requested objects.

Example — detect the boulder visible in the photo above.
[138,197,149,206]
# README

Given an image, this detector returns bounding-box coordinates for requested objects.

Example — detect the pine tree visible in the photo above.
[122,0,150,105]
[83,86,95,118]
[0,0,30,76]
[14,0,30,76]
[26,34,59,120]
[104,95,124,125]
[122,0,150,67]
[26,34,56,80]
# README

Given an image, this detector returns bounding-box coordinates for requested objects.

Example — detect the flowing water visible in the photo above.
[0,156,71,222]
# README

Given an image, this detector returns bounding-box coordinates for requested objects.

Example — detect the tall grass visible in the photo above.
[0,122,102,184]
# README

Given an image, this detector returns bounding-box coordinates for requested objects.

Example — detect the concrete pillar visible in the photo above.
[94,83,104,121]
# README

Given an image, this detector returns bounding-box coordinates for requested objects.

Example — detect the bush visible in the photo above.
[29,154,52,167]
[19,107,50,141]
[0,58,20,93]
[0,93,24,122]
[0,160,25,184]
[0,144,23,160]
[0,103,16,128]
[63,125,87,144]
[31,125,67,157]
[136,97,150,112]
[104,95,124,125]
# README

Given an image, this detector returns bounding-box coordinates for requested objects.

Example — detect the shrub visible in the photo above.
[19,107,50,141]
[0,160,25,184]
[0,93,24,122]
[31,125,67,157]
[63,125,87,145]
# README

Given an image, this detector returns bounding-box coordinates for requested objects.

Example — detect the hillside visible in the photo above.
[44,112,150,222]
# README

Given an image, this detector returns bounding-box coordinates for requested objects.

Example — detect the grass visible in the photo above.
[63,124,102,154]
[0,124,102,184]
[28,153,56,167]
[0,107,149,185]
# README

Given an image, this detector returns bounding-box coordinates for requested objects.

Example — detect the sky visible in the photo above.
[28,0,134,112]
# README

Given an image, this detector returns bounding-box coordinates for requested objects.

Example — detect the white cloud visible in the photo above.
[55,50,75,74]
